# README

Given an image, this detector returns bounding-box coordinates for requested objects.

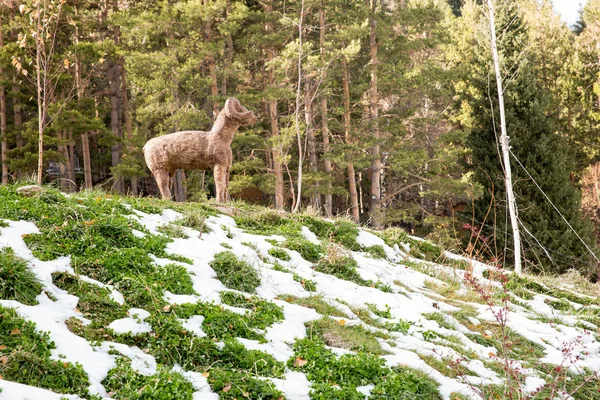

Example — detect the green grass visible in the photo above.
[0,306,94,398]
[365,245,387,259]
[52,272,128,341]
[315,254,372,287]
[206,369,283,400]
[283,236,324,262]
[0,247,43,305]
[306,317,387,355]
[157,223,189,239]
[209,251,261,293]
[281,294,347,317]
[268,247,291,261]
[293,273,317,291]
[103,357,194,400]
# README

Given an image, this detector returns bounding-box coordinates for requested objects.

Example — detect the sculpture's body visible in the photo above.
[143,98,257,202]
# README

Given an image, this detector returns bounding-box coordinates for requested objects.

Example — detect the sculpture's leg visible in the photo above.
[153,169,171,200]
[214,165,227,203]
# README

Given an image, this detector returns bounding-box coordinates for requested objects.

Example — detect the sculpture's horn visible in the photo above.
[225,97,255,121]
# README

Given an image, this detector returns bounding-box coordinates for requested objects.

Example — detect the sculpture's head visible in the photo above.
[224,97,258,126]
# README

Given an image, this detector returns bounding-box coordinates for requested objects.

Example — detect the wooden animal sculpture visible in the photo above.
[143,98,257,202]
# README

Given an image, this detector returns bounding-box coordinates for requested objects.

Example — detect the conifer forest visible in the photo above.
[2,0,600,277]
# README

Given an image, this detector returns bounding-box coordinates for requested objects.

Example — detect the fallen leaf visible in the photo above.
[163,305,171,312]
[488,352,496,358]
[338,319,346,326]
[293,357,308,367]
[222,384,231,393]
[0,356,8,365]
[10,328,21,336]
[277,397,285,400]
[0,345,7,351]
[243,392,250,398]
[142,348,150,354]
[202,372,210,378]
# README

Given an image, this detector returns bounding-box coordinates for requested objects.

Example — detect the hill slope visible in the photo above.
[0,185,600,400]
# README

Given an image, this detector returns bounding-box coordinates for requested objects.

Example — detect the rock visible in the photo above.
[17,185,44,197]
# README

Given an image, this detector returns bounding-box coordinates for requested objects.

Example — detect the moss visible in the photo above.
[209,251,261,293]
[0,247,43,305]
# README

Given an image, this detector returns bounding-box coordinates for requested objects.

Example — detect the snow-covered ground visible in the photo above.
[1,203,600,400]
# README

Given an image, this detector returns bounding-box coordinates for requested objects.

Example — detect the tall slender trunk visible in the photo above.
[110,1,124,193]
[221,0,233,95]
[10,9,23,157]
[58,131,68,190]
[73,14,93,189]
[204,0,219,118]
[36,1,46,185]
[67,130,76,190]
[342,55,360,223]
[305,81,320,211]
[174,170,187,202]
[320,3,332,217]
[487,0,521,274]
[263,3,285,210]
[292,0,306,213]
[0,15,7,185]
[368,0,381,228]
[121,61,137,195]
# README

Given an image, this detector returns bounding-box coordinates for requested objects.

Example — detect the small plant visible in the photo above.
[293,273,317,292]
[315,246,371,287]
[283,237,324,262]
[306,317,387,355]
[157,223,189,239]
[367,303,392,319]
[365,245,387,259]
[268,247,291,261]
[175,209,210,234]
[0,247,43,305]
[209,251,261,292]
[103,357,194,400]
[281,295,347,317]
[220,242,232,249]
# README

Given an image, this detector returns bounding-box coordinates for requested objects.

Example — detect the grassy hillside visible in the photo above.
[1,184,600,400]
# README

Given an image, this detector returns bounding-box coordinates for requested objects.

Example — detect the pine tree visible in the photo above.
[452,1,595,274]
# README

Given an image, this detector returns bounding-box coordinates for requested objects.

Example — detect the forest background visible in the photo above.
[2,0,600,277]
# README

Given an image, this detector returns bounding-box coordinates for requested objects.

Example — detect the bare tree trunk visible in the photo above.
[36,1,46,185]
[58,131,68,190]
[221,0,233,96]
[110,1,124,193]
[204,0,219,118]
[368,0,381,228]
[174,170,187,202]
[487,0,522,274]
[67,130,76,190]
[320,3,332,217]
[263,2,285,210]
[73,14,93,190]
[292,0,306,213]
[305,81,320,211]
[0,15,7,185]
[121,61,137,196]
[81,134,92,189]
[342,55,360,223]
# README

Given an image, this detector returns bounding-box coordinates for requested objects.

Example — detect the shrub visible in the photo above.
[283,237,324,262]
[268,247,291,261]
